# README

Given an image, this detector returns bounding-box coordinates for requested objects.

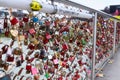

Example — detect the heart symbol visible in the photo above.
[10,29,18,37]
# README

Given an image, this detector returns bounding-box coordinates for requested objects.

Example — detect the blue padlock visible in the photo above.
[39,21,44,26]
[32,16,39,23]
[62,31,67,36]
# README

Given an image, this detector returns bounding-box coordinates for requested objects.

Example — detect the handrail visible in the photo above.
[0,0,93,19]
[54,0,120,20]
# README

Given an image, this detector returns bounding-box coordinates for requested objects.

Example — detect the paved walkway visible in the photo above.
[95,48,120,80]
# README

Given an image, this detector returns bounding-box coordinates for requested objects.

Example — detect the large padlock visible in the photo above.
[30,0,42,11]
[10,17,18,26]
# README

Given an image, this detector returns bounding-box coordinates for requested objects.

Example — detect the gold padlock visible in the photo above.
[30,0,42,11]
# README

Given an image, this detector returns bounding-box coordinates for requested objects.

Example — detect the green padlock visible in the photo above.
[63,35,69,42]
[43,56,48,61]
[81,38,87,45]
[55,46,59,51]
[45,73,50,79]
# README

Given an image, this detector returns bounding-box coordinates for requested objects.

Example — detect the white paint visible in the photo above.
[0,0,92,19]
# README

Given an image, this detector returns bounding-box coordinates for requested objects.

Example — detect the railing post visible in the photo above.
[91,12,97,80]
[113,20,117,56]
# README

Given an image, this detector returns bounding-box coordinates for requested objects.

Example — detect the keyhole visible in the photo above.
[35,5,38,8]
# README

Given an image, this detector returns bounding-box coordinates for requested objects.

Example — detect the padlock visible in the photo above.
[16,57,22,67]
[4,15,8,28]
[62,43,68,51]
[24,38,28,45]
[26,63,32,71]
[30,0,42,11]
[34,52,40,58]
[58,76,63,80]
[81,38,87,45]
[23,14,29,23]
[10,17,18,25]
[2,45,9,54]
[31,66,39,75]
[29,28,36,34]
[45,72,50,79]
[4,28,10,37]
[32,16,39,23]
[34,74,40,80]
[46,32,52,40]
[10,29,18,37]
[43,37,49,44]
[28,43,35,50]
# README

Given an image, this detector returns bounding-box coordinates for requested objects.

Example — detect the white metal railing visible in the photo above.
[0,0,120,80]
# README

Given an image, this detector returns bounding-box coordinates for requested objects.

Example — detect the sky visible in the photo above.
[71,0,120,10]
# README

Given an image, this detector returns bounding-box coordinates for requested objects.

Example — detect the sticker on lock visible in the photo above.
[30,0,42,11]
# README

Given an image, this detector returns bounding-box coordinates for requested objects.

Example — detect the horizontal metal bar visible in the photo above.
[54,0,120,20]
[0,0,93,19]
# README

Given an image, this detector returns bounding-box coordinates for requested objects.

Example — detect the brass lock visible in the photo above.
[30,0,42,11]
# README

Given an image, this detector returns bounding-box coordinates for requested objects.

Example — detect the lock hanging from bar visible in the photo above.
[30,0,42,11]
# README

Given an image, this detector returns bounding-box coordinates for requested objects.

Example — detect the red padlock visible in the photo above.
[45,20,50,26]
[7,55,14,62]
[5,29,9,37]
[43,38,49,44]
[60,57,64,61]
[62,43,68,51]
[23,15,29,22]
[54,39,59,45]
[55,64,59,69]
[46,32,51,39]
[28,43,35,50]
[29,28,36,34]
[62,61,67,67]
[72,73,80,80]
[78,60,83,66]
[69,56,75,62]
[58,76,63,80]
[19,20,24,28]
[60,51,65,56]
[26,63,32,71]
[10,17,18,25]
[66,63,69,68]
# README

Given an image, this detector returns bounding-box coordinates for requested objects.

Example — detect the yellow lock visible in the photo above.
[30,0,42,11]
